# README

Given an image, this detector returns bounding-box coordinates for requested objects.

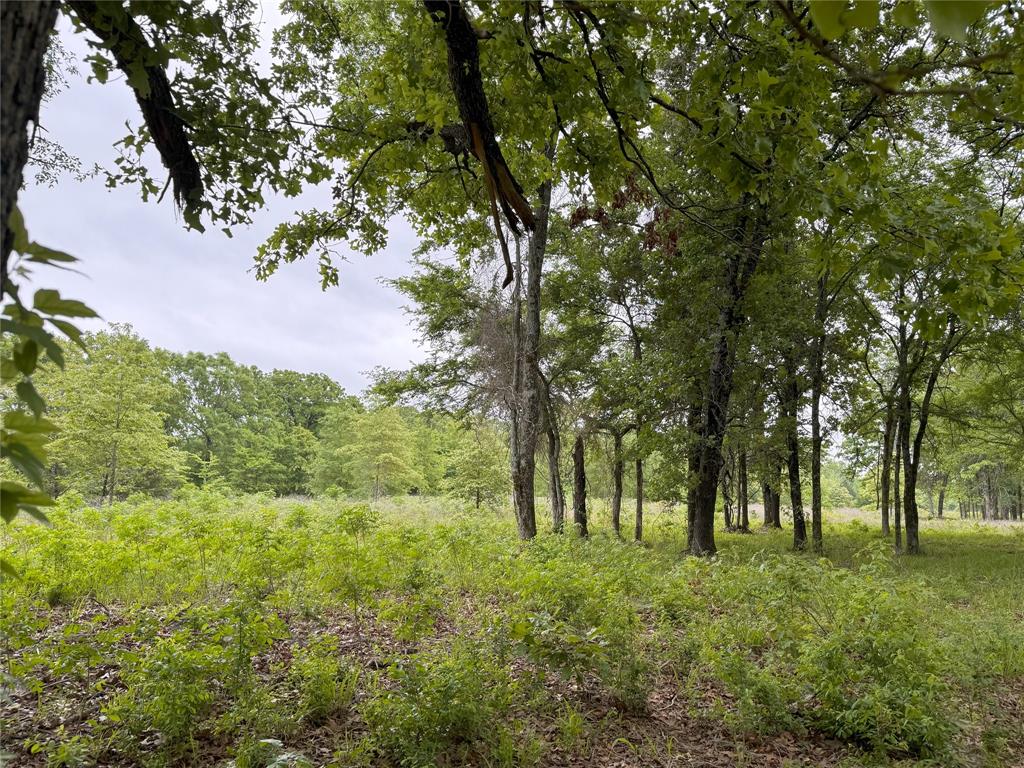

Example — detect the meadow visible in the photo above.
[1,491,1022,768]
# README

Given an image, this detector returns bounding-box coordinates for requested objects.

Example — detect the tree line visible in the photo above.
[0,324,514,507]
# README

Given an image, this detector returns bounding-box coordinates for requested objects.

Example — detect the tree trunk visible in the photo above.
[107,446,119,507]
[771,476,782,527]
[879,403,895,536]
[509,182,551,540]
[690,214,766,556]
[634,459,644,542]
[784,360,807,550]
[738,448,749,530]
[686,401,702,549]
[761,480,773,527]
[809,274,827,552]
[902,318,957,553]
[572,432,587,537]
[721,450,733,530]
[936,474,947,519]
[546,425,565,532]
[893,423,903,552]
[1,0,59,288]
[611,431,623,536]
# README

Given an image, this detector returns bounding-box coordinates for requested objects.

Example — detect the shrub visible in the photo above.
[290,637,359,724]
[361,640,512,766]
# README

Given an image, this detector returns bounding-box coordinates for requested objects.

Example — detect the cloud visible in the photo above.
[19,14,425,396]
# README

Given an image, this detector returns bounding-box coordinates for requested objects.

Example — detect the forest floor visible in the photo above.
[2,493,1022,768]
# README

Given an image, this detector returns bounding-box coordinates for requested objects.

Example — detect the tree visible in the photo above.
[342,408,422,501]
[444,422,508,509]
[40,325,183,502]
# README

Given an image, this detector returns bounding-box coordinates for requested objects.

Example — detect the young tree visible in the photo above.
[41,325,183,502]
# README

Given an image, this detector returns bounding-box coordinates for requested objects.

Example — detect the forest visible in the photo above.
[1,1,1023,767]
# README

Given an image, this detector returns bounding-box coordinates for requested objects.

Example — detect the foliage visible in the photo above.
[1,208,97,575]
[1,495,1022,766]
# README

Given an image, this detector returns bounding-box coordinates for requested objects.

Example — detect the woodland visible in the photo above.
[1,1,1023,767]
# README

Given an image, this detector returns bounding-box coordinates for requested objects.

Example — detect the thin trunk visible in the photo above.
[785,360,807,550]
[539,372,564,532]
[893,422,903,552]
[936,474,947,519]
[903,318,958,553]
[879,404,895,536]
[572,433,587,537]
[721,451,733,530]
[546,425,565,532]
[771,474,783,528]
[634,459,644,542]
[611,431,623,537]
[809,273,827,552]
[108,446,119,507]
[738,448,749,530]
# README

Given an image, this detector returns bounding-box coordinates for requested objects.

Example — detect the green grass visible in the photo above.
[1,489,1022,767]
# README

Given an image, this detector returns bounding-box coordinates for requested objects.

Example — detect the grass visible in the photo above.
[1,488,1022,767]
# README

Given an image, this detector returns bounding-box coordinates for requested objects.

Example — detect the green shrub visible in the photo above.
[361,640,512,767]
[290,637,359,724]
[105,632,223,750]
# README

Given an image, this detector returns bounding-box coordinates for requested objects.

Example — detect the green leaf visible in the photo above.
[0,482,54,524]
[12,340,39,376]
[0,559,18,580]
[15,380,45,417]
[48,318,88,349]
[924,0,991,40]
[893,1,921,27]
[847,0,880,28]
[809,1,848,39]
[33,289,99,319]
[7,206,30,252]
[2,442,49,489]
[24,242,77,264]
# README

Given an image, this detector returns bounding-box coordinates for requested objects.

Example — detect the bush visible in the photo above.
[290,637,359,724]
[361,640,513,766]
[658,547,958,758]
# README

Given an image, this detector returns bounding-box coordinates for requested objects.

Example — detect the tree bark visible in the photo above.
[809,273,827,552]
[893,422,903,552]
[630,458,642,541]
[901,319,958,553]
[67,1,205,216]
[738,448,749,530]
[784,357,807,550]
[572,432,587,537]
[690,213,766,556]
[936,473,947,519]
[1,0,59,290]
[721,450,734,530]
[879,401,895,536]
[611,431,623,536]
[509,181,551,539]
[539,371,565,532]
[546,425,565,532]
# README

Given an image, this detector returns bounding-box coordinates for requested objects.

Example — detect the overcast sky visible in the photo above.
[20,12,425,396]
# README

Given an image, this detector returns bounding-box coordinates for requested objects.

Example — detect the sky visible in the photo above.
[19,12,425,396]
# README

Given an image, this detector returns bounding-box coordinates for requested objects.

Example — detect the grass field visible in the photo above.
[2,490,1022,767]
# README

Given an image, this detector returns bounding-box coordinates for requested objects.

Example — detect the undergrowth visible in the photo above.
[1,489,1021,767]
